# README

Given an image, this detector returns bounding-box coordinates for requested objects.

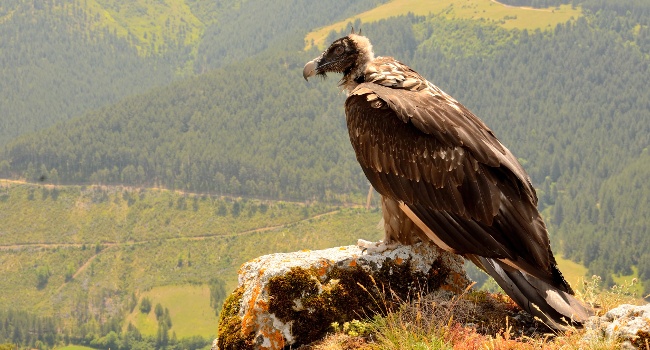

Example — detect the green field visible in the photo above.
[305,0,581,49]
[555,255,589,289]
[0,180,336,246]
[612,266,645,296]
[125,285,218,338]
[56,345,96,350]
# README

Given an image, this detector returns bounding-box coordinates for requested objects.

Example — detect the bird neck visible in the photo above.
[339,34,375,93]
[339,63,369,93]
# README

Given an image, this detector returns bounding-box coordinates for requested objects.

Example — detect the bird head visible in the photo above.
[303,33,375,86]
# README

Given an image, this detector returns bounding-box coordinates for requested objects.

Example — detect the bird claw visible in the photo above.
[357,239,399,254]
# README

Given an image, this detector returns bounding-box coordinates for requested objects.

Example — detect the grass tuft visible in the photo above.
[312,276,647,350]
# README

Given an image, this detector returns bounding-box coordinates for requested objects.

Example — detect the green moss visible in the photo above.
[266,257,457,347]
[374,257,453,298]
[267,267,336,345]
[216,287,254,350]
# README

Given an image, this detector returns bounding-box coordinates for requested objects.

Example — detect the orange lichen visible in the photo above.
[241,284,263,335]
[219,246,469,349]
[632,329,650,349]
[259,325,285,349]
[316,260,330,277]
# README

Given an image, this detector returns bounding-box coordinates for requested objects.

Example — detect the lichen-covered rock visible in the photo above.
[215,242,469,350]
[584,303,650,349]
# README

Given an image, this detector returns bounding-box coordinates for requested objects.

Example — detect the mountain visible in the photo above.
[0,0,649,348]
[0,48,367,201]
[0,0,182,146]
[4,3,650,294]
[0,0,386,147]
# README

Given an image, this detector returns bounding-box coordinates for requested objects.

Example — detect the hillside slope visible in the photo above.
[0,181,383,347]
[1,0,649,348]
[0,0,180,146]
[0,0,385,147]
[305,0,581,49]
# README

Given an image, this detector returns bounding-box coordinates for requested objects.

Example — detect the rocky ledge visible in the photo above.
[584,303,650,349]
[214,242,469,350]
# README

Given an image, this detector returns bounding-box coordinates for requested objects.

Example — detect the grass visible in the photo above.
[312,276,644,350]
[125,285,218,338]
[555,255,589,289]
[0,180,337,246]
[556,256,645,299]
[612,266,645,297]
[305,0,581,49]
[56,345,96,350]
[0,181,382,337]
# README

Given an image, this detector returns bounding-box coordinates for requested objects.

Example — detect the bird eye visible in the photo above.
[334,46,344,55]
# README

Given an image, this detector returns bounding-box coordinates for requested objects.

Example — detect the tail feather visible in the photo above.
[476,256,593,330]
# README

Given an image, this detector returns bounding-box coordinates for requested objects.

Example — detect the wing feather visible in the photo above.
[345,83,567,289]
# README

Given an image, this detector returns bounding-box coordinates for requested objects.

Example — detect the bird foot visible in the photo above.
[357,239,399,254]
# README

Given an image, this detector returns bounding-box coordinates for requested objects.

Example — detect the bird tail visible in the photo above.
[473,256,594,330]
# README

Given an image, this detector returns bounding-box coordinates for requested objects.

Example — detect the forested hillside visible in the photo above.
[194,0,388,72]
[5,1,650,294]
[0,0,385,147]
[0,0,179,146]
[0,50,366,200]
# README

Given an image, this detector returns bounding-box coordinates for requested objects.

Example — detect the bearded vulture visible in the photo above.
[303,32,593,329]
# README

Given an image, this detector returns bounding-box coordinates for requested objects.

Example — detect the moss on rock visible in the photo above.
[217,243,468,349]
[266,255,462,347]
[217,287,255,350]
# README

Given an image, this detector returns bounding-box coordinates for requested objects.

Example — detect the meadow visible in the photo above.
[305,0,581,49]
[0,181,383,339]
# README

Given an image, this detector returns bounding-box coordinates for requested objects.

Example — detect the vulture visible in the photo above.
[303,32,593,329]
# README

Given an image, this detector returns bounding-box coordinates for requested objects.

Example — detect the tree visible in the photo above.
[231,201,241,218]
[65,263,75,282]
[228,176,241,195]
[35,266,51,289]
[209,278,227,316]
[155,303,164,320]
[156,321,169,347]
[140,297,152,314]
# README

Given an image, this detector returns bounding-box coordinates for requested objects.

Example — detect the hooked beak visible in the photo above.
[303,58,319,81]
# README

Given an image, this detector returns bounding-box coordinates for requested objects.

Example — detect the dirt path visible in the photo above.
[1,178,365,293]
[0,209,343,252]
[54,251,105,293]
[40,209,341,292]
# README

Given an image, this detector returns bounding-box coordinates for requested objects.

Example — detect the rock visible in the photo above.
[215,242,469,350]
[584,303,650,349]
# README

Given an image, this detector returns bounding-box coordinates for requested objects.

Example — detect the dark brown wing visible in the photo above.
[345,83,571,293]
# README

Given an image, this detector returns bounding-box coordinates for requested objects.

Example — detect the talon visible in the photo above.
[357,238,399,254]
